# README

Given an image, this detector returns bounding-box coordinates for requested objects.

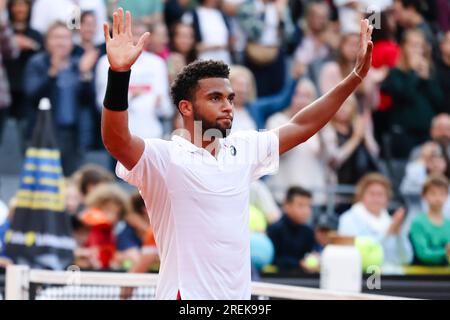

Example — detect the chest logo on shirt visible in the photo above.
[230,145,237,157]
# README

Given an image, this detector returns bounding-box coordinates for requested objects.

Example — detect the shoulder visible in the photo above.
[228,130,277,142]
[267,218,285,233]
[339,207,359,225]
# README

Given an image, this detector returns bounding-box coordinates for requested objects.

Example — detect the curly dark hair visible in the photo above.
[170,60,230,110]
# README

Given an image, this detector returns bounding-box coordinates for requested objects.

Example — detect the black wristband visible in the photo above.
[103,68,131,111]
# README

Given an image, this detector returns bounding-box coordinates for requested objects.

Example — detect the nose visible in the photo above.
[222,99,233,114]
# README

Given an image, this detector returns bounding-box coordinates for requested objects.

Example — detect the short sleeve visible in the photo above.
[116,139,170,189]
[250,130,280,181]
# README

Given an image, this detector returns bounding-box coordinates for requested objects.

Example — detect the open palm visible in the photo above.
[354,19,374,79]
[103,8,150,72]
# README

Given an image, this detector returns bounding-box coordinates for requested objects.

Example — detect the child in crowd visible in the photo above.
[75,183,130,270]
[267,187,317,272]
[410,175,450,266]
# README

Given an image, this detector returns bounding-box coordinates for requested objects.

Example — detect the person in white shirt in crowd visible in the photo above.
[339,173,414,266]
[266,78,328,206]
[182,0,232,65]
[31,0,107,45]
[96,21,173,140]
[101,8,374,299]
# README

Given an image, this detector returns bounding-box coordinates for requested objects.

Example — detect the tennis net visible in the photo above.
[4,265,413,300]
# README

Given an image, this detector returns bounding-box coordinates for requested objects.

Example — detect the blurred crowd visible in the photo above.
[0,0,450,275]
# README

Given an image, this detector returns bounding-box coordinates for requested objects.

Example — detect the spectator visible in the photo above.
[5,0,43,151]
[164,0,191,29]
[381,29,443,159]
[409,175,450,266]
[267,187,317,272]
[31,0,107,45]
[108,0,164,26]
[24,22,91,175]
[222,0,249,64]
[293,1,332,75]
[148,22,170,61]
[370,9,401,141]
[401,142,447,196]
[407,114,450,178]
[319,32,359,94]
[72,11,105,151]
[266,78,328,206]
[321,95,380,187]
[96,21,173,140]
[228,64,299,130]
[436,31,450,114]
[338,173,413,266]
[238,0,295,97]
[319,31,377,112]
[313,213,339,253]
[65,177,82,215]
[0,0,19,143]
[167,22,197,83]
[393,0,436,49]
[119,193,159,299]
[74,164,115,202]
[430,114,450,180]
[333,0,363,35]
[70,165,114,249]
[182,0,232,65]
[77,183,130,270]
[229,65,258,132]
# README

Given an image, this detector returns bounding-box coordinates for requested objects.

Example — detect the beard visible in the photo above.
[193,108,233,138]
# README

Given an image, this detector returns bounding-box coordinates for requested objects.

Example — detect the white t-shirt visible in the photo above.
[96,52,173,139]
[116,130,279,300]
[182,7,231,64]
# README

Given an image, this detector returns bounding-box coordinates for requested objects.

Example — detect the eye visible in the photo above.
[211,96,220,102]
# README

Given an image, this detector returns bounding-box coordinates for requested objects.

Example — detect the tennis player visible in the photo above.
[101,8,373,300]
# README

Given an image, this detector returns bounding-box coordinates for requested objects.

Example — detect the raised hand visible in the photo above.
[103,8,150,72]
[354,19,374,79]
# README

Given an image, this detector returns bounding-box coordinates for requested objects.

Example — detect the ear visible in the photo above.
[178,100,193,117]
[282,202,289,213]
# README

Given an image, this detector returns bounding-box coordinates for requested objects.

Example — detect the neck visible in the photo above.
[81,40,94,50]
[182,124,222,157]
[13,21,27,31]
[364,204,382,216]
[429,207,443,217]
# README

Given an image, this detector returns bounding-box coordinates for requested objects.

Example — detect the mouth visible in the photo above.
[217,116,233,122]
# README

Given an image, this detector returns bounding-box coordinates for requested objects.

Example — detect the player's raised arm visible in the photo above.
[275,19,374,155]
[101,8,150,170]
